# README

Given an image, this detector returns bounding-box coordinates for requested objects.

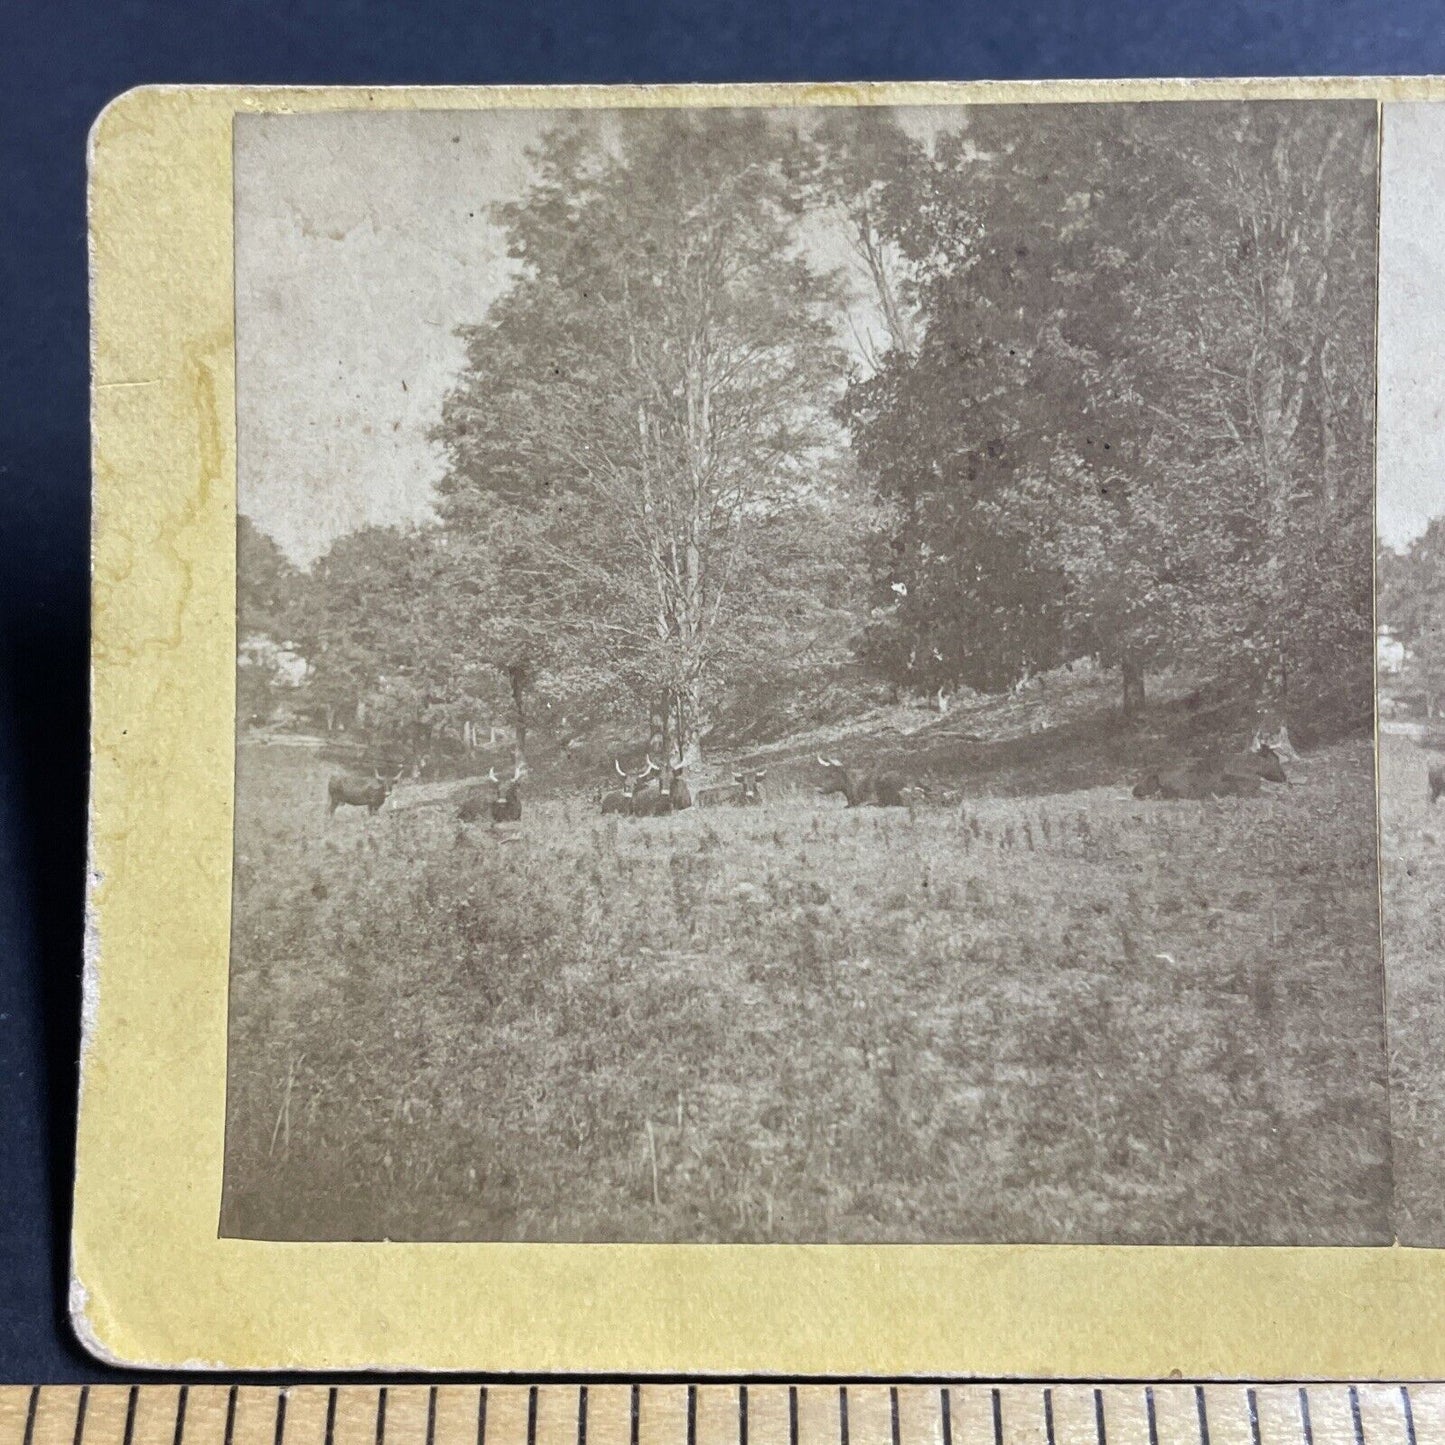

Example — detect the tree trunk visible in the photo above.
[677,678,703,767]
[1120,655,1146,718]
[507,666,528,764]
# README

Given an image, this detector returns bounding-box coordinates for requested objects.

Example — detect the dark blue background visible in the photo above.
[2,0,1442,1384]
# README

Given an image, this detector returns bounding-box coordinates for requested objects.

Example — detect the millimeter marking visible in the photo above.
[1401,1387,1417,1445]
[3,1384,1443,1445]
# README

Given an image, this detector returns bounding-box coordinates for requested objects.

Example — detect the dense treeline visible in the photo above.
[1380,519,1445,716]
[240,101,1378,764]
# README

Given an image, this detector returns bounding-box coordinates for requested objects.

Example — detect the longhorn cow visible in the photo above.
[601,757,659,815]
[816,754,908,808]
[327,765,404,816]
[731,767,767,805]
[459,763,524,823]
[632,756,692,817]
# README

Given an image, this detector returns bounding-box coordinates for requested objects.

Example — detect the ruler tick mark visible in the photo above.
[1402,1387,1418,1445]
[688,1387,697,1445]
[739,1385,748,1445]
[225,1388,238,1445]
[992,1389,1003,1445]
[1045,1389,1057,1445]
[629,1387,638,1445]
[274,1392,287,1445]
[940,1390,953,1445]
[1094,1390,1106,1445]
[478,1388,488,1445]
[789,1388,798,1445]
[123,1386,139,1445]
[173,1387,188,1445]
[376,1389,388,1445]
[1146,1389,1159,1445]
[839,1388,849,1445]
[1349,1387,1365,1445]
[890,1389,901,1445]
[1299,1389,1314,1445]
[1247,1390,1260,1445]
[577,1386,588,1445]
[325,1391,338,1445]
[22,1386,38,1445]
[426,1389,437,1445]
[1195,1388,1210,1445]
[74,1388,90,1445]
[527,1388,538,1445]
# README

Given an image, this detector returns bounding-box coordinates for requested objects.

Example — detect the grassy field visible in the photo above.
[221,733,1388,1244]
[1380,730,1445,1245]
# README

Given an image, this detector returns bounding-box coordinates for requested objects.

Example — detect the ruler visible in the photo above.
[0,1387,1437,1445]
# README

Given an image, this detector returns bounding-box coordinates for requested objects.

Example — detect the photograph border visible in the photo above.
[77,77,1444,1375]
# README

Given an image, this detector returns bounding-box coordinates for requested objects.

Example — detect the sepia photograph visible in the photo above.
[221,99,1385,1246]
[1377,101,1445,1248]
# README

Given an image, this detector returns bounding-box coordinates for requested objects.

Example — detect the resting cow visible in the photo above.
[816,754,907,808]
[1133,764,1261,801]
[601,758,658,816]
[632,757,692,817]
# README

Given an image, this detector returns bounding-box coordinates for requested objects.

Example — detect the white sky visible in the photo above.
[235,110,537,565]
[234,106,947,566]
[1379,103,1445,552]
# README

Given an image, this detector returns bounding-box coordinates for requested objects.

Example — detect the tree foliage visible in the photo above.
[432,110,865,761]
[238,514,301,642]
[842,102,1377,719]
[247,103,1380,757]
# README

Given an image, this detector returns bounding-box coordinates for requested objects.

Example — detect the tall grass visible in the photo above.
[1380,732,1445,1243]
[222,740,1387,1244]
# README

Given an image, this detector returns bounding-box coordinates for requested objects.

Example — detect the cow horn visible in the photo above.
[487,767,499,782]
[817,754,829,766]
[373,769,383,782]
[512,762,524,781]
[615,759,626,777]
[755,768,767,778]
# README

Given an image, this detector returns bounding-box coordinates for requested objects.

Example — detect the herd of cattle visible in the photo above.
[323,741,1317,823]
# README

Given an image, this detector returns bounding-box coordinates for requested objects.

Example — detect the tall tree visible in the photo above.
[433,111,858,762]
[845,101,1377,722]
[287,524,434,736]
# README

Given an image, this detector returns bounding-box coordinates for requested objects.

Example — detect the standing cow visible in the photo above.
[816,755,908,808]
[327,765,404,816]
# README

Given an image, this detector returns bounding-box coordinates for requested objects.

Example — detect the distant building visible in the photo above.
[1377,625,1407,677]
